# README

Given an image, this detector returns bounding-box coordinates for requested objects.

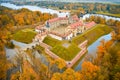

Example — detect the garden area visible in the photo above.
[13,28,37,43]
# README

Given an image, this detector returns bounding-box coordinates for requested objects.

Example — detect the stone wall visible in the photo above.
[66,47,87,68]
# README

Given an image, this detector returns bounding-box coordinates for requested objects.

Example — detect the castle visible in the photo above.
[34,15,96,41]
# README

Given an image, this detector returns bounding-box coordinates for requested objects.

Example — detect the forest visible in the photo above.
[0,5,120,80]
[15,1,120,14]
[0,6,54,80]
[0,6,54,28]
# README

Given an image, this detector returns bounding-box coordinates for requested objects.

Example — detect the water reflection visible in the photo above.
[75,33,111,71]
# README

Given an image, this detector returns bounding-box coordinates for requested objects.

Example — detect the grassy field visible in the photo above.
[72,24,113,46]
[13,28,37,43]
[96,12,120,18]
[43,36,61,47]
[43,36,80,61]
[51,43,80,61]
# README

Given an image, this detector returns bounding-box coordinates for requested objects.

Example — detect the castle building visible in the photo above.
[34,15,96,41]
[46,17,69,30]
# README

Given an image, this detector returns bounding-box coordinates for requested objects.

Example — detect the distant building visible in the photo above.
[45,15,80,29]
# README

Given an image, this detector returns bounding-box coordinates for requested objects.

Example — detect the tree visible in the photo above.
[81,61,100,80]
[0,14,10,26]
[111,31,117,41]
[11,61,38,80]
[0,28,12,80]
[51,73,61,80]
[115,21,120,41]
[51,68,84,80]
[106,19,115,26]
[55,58,66,70]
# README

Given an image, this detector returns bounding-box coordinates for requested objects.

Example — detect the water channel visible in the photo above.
[74,33,111,71]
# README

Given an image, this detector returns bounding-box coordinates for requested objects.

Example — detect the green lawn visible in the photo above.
[13,28,37,43]
[43,36,80,61]
[51,43,80,61]
[72,24,113,46]
[43,36,61,47]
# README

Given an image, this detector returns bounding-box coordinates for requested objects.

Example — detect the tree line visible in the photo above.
[21,1,120,14]
[0,6,54,80]
[85,15,120,25]
[0,6,54,28]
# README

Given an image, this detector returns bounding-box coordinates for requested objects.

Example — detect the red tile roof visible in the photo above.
[35,24,45,30]
[48,18,59,23]
[47,17,68,23]
[69,21,83,29]
[84,21,96,29]
[59,17,68,20]
[63,31,72,37]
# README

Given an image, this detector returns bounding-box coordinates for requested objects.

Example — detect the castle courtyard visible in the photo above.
[50,24,68,34]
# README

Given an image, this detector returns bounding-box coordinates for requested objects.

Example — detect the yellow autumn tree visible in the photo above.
[51,68,84,80]
[55,58,66,70]
[81,61,100,80]
[51,72,61,80]
[0,27,12,80]
[11,61,39,80]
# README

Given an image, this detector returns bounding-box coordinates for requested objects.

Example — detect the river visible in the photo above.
[0,3,69,17]
[1,3,120,21]
[74,33,112,71]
